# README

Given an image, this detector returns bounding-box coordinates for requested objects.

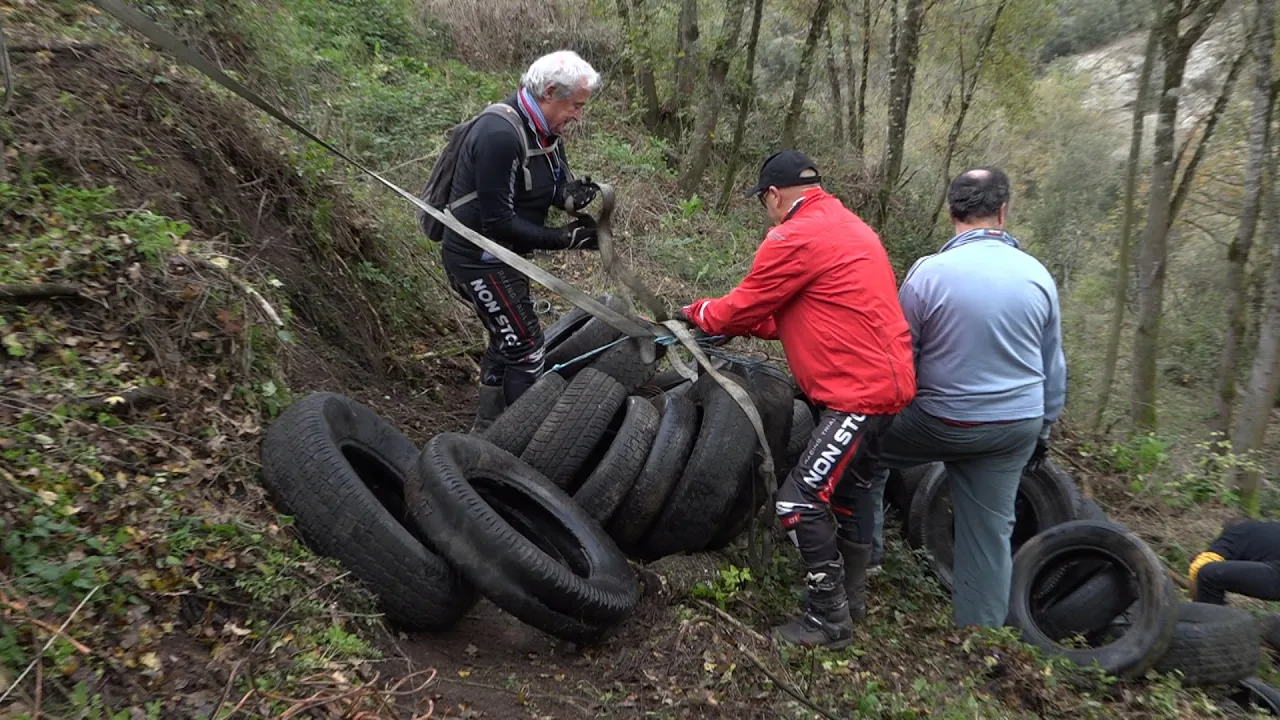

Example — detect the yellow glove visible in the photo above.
[1188,551,1225,586]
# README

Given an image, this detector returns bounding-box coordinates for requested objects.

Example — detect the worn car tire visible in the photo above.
[1152,602,1262,686]
[573,397,661,524]
[481,372,567,456]
[781,399,816,482]
[407,432,640,638]
[521,368,627,490]
[260,392,476,630]
[544,296,629,377]
[641,370,759,559]
[587,336,664,393]
[1234,677,1280,716]
[1008,519,1178,679]
[1032,556,1137,644]
[608,394,699,555]
[908,459,1079,590]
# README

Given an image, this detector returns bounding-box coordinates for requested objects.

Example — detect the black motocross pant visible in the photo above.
[776,409,893,568]
[442,250,545,404]
[1194,561,1280,605]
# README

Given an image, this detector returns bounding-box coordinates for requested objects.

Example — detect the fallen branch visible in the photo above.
[705,623,839,720]
[0,584,100,707]
[0,283,84,301]
[1167,567,1190,590]
[78,386,173,413]
[693,599,768,645]
[187,256,284,327]
[0,599,92,654]
[10,41,100,54]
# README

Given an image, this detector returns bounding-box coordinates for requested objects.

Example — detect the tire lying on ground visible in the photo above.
[1151,602,1262,686]
[1032,558,1137,644]
[521,368,627,490]
[640,370,759,559]
[572,396,661,524]
[407,432,640,642]
[907,459,1080,590]
[1234,677,1280,716]
[260,392,477,630]
[481,372,567,456]
[1007,519,1178,679]
[607,393,700,555]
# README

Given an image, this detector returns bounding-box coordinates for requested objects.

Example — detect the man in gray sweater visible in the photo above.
[864,166,1067,627]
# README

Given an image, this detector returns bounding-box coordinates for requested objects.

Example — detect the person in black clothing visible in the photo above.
[1189,517,1280,605]
[441,50,604,432]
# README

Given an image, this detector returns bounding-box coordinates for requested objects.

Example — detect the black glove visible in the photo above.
[1027,423,1052,470]
[562,215,598,250]
[562,177,599,213]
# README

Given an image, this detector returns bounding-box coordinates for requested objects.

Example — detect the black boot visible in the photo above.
[773,560,853,649]
[836,536,872,622]
[469,384,506,434]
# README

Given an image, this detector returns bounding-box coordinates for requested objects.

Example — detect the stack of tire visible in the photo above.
[884,460,1264,685]
[257,301,795,644]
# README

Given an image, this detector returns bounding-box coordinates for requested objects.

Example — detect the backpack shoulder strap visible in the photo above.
[481,103,535,191]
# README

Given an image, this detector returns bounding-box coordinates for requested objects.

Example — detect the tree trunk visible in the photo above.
[678,0,750,197]
[664,0,700,139]
[855,0,871,158]
[1168,44,1248,225]
[630,0,662,132]
[780,0,836,148]
[929,0,1008,224]
[1092,20,1159,436]
[842,0,859,152]
[876,0,925,227]
[613,0,638,109]
[716,0,765,212]
[1131,0,1229,432]
[826,26,845,145]
[1231,142,1280,515]
[1213,0,1275,440]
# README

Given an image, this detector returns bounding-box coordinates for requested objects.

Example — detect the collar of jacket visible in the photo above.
[940,227,1021,253]
[515,88,556,147]
[780,187,829,224]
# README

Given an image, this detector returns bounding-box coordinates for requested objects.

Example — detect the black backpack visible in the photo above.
[417,103,561,242]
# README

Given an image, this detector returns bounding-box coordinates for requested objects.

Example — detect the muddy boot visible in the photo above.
[773,560,853,650]
[837,536,872,622]
[469,384,506,434]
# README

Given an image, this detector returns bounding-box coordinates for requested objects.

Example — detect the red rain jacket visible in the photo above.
[684,189,916,415]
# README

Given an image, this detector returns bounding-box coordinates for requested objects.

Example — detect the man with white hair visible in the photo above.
[441,50,604,431]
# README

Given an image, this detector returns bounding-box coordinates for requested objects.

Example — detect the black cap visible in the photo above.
[743,150,823,198]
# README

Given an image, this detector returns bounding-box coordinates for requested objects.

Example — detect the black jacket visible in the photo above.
[1209,521,1280,564]
[442,93,574,261]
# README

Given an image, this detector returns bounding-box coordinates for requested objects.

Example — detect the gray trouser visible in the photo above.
[869,403,1040,627]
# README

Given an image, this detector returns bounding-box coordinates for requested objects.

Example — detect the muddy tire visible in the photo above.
[573,397,661,524]
[1008,519,1178,678]
[1234,677,1280,715]
[641,371,759,559]
[260,392,477,630]
[543,297,628,377]
[481,372,567,456]
[1153,602,1262,686]
[908,459,1079,590]
[608,394,699,555]
[587,337,663,393]
[521,368,627,490]
[407,432,640,641]
[1033,559,1137,644]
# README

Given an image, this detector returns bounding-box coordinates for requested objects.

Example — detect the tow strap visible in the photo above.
[92,0,777,523]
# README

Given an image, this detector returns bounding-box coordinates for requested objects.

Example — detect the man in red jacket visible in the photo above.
[680,150,916,648]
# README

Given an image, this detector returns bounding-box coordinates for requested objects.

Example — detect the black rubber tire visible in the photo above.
[781,399,815,482]
[641,370,759,559]
[573,397,660,525]
[587,336,664,393]
[1077,496,1107,522]
[887,462,942,536]
[907,460,1080,591]
[544,296,628,377]
[407,432,640,637]
[260,392,476,630]
[607,394,699,555]
[1234,677,1280,715]
[521,368,627,490]
[1152,602,1262,686]
[481,372,567,456]
[636,367,690,396]
[1007,519,1178,679]
[1033,557,1137,644]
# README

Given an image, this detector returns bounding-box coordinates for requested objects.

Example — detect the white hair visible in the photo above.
[521,51,601,100]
